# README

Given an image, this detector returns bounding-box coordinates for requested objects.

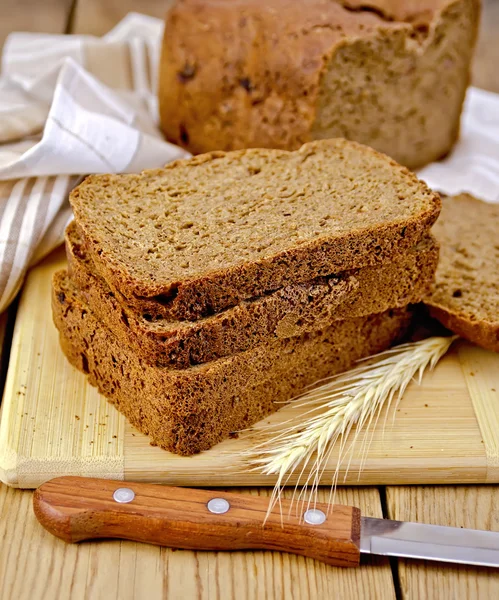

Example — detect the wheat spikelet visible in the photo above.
[241,335,458,520]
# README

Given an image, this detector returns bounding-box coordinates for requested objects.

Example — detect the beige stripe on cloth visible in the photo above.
[0,176,79,309]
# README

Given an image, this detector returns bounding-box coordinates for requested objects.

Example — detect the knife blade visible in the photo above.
[360,516,499,568]
[33,477,499,568]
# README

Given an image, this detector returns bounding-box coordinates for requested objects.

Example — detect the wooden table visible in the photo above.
[1,1,499,598]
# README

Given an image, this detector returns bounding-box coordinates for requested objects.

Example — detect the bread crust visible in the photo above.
[70,139,441,321]
[425,194,499,353]
[428,305,499,353]
[66,221,438,367]
[159,0,480,169]
[53,270,413,455]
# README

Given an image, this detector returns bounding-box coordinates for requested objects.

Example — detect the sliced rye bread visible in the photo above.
[70,138,440,321]
[66,220,438,368]
[425,194,499,352]
[53,269,413,455]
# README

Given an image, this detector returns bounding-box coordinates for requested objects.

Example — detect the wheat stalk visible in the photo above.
[241,335,458,519]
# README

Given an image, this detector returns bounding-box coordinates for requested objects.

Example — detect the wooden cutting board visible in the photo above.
[1,249,499,489]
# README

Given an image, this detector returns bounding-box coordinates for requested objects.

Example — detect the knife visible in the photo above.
[33,477,499,568]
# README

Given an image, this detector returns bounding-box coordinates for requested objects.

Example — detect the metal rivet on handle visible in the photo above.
[207,498,230,514]
[304,508,327,525]
[113,488,135,504]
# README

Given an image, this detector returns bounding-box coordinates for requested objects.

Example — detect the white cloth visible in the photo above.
[418,87,499,203]
[0,13,498,312]
[0,13,189,311]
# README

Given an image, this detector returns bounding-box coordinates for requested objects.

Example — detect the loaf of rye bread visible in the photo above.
[53,270,413,455]
[159,0,479,169]
[70,139,440,321]
[66,221,438,368]
[425,194,499,352]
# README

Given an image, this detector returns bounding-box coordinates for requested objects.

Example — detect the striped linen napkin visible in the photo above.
[0,13,498,314]
[0,13,189,311]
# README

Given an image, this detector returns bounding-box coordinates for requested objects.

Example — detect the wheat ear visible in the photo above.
[241,335,458,520]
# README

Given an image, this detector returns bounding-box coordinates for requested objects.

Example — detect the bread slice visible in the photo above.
[70,139,440,321]
[159,0,479,169]
[53,270,412,455]
[66,220,438,368]
[425,194,499,352]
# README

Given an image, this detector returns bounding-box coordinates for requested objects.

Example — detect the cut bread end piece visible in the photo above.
[425,193,499,352]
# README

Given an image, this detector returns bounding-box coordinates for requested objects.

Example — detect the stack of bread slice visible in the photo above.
[52,139,441,455]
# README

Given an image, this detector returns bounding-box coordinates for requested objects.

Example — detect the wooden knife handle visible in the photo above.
[33,476,361,567]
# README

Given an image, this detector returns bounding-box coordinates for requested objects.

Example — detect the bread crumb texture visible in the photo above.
[66,221,438,368]
[52,270,412,455]
[159,0,480,169]
[426,194,499,352]
[70,139,440,320]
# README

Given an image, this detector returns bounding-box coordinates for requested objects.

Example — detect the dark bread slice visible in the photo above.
[66,220,438,368]
[53,270,412,455]
[70,138,440,321]
[425,194,499,352]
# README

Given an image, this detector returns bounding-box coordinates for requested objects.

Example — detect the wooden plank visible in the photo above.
[0,483,394,599]
[458,343,499,479]
[71,0,174,35]
[473,0,499,93]
[122,351,488,486]
[0,0,74,52]
[386,486,499,598]
[0,250,125,488]
[2,252,499,488]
